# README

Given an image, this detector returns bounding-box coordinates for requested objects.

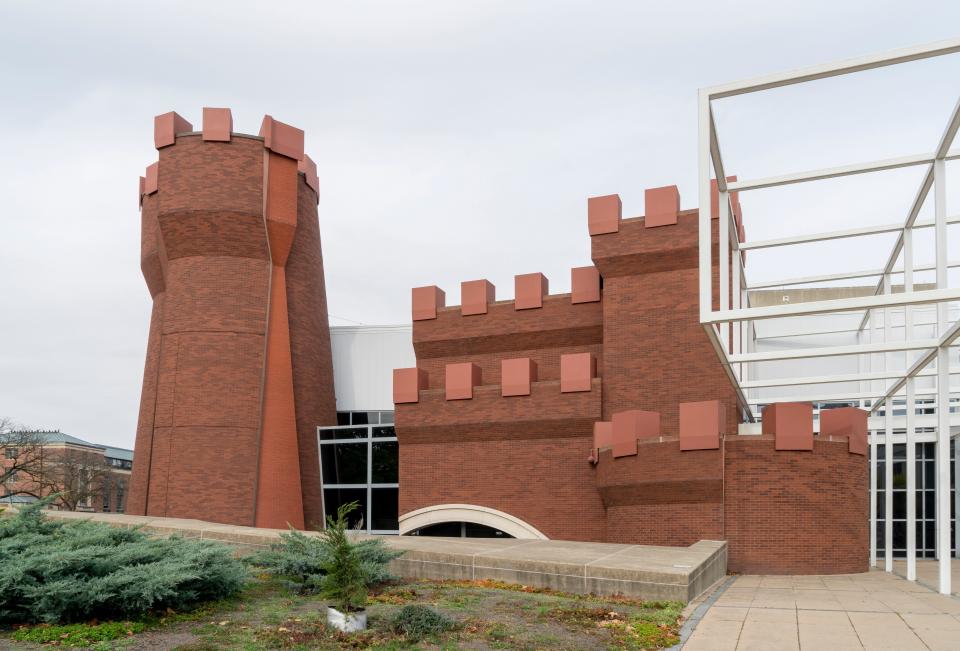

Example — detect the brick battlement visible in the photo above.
[395,378,601,444]
[138,109,319,210]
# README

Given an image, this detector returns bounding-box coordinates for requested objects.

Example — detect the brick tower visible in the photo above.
[126,109,337,529]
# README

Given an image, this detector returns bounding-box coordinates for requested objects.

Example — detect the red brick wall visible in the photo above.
[595,440,724,545]
[398,380,604,540]
[592,212,739,433]
[723,435,868,574]
[286,180,338,529]
[127,131,336,529]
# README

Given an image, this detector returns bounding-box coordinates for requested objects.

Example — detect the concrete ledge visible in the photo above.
[9,510,726,602]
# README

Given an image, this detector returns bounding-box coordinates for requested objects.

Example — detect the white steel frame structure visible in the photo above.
[698,39,960,595]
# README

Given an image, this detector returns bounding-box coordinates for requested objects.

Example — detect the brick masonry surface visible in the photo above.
[724,435,869,575]
[127,128,336,529]
[396,203,869,574]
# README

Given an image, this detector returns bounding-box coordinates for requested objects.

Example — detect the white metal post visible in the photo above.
[883,273,893,572]
[904,225,918,581]
[720,190,731,355]
[933,158,951,595]
[698,91,713,325]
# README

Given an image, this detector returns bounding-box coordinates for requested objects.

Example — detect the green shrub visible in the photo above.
[318,502,368,612]
[246,503,402,597]
[390,604,456,640]
[12,621,145,646]
[0,500,247,623]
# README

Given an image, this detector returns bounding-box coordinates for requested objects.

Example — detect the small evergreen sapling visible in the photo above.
[319,501,367,613]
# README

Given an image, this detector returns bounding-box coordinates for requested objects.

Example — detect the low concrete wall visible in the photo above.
[9,509,726,602]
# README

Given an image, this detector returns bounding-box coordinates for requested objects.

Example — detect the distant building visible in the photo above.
[0,430,132,513]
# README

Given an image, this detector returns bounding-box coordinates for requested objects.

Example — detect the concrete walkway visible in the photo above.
[683,569,960,650]
[892,559,960,597]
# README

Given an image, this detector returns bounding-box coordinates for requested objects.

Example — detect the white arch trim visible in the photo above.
[398,504,549,540]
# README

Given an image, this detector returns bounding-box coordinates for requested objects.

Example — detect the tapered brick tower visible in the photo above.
[126,109,337,529]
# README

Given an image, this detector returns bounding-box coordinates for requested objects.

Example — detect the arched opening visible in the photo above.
[408,521,513,538]
[398,504,548,539]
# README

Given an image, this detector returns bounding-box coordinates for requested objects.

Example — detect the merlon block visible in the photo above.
[571,266,601,304]
[611,410,660,458]
[560,352,596,393]
[762,402,813,451]
[644,185,680,228]
[679,400,724,451]
[820,407,868,456]
[154,111,192,149]
[144,162,159,195]
[202,107,233,142]
[393,368,427,404]
[710,176,739,219]
[259,115,304,161]
[412,285,445,321]
[298,154,320,195]
[461,279,495,315]
[445,362,481,400]
[515,273,548,310]
[588,194,621,235]
[501,358,537,397]
[590,421,613,463]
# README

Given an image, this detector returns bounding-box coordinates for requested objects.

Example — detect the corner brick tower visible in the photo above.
[126,109,337,529]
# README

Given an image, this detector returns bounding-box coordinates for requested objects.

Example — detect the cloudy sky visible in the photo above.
[1,1,958,448]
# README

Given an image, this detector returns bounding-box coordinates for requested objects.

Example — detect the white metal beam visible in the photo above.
[707,287,960,324]
[728,339,938,363]
[704,37,960,100]
[748,258,960,290]
[742,368,948,390]
[728,151,949,193]
[741,215,960,252]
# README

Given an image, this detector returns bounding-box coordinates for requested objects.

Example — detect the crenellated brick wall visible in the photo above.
[127,109,336,530]
[394,183,870,574]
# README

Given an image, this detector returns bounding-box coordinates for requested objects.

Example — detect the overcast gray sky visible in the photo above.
[1,1,958,448]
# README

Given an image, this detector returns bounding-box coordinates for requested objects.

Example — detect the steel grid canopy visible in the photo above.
[697,38,960,595]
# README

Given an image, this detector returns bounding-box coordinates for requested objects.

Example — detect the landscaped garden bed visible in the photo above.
[2,577,683,650]
[0,503,684,649]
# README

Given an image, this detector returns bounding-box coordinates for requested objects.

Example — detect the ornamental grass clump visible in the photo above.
[246,502,402,597]
[0,500,247,623]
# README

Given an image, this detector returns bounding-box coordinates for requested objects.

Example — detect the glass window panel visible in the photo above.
[323,488,367,530]
[371,441,398,484]
[877,492,885,518]
[876,522,885,550]
[464,522,512,538]
[892,521,906,550]
[412,522,461,537]
[924,521,935,550]
[893,460,906,489]
[924,461,936,489]
[370,488,398,531]
[894,444,906,460]
[380,412,395,425]
[924,491,935,519]
[319,427,368,441]
[877,462,885,489]
[351,412,377,425]
[320,443,368,485]
[373,426,396,438]
[893,492,906,520]
[336,412,351,426]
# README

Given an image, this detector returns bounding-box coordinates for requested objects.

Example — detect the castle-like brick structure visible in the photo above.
[126,109,336,529]
[123,106,868,575]
[394,186,869,574]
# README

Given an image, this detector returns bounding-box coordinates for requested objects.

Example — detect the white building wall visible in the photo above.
[329,325,415,412]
